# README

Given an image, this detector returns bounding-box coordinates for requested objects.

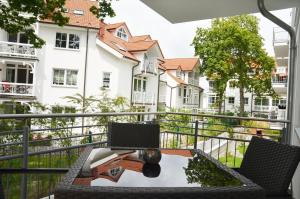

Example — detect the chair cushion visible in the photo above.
[108,122,160,148]
[239,137,300,196]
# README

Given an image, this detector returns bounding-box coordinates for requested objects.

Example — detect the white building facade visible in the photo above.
[158,58,202,111]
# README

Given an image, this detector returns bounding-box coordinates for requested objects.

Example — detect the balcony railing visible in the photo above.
[273,27,289,45]
[272,79,287,87]
[141,59,158,75]
[132,91,156,105]
[188,78,199,86]
[0,82,34,96]
[0,112,288,198]
[0,41,37,59]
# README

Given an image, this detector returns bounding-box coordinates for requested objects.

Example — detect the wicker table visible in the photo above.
[54,147,265,199]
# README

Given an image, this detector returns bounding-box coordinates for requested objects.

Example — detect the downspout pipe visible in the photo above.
[82,28,89,135]
[258,0,297,145]
[130,62,140,106]
[157,70,166,111]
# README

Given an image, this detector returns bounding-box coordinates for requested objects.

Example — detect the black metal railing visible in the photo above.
[0,112,289,199]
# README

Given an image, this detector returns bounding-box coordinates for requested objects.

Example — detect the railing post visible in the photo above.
[21,125,29,199]
[88,131,92,143]
[194,120,199,149]
[22,126,29,169]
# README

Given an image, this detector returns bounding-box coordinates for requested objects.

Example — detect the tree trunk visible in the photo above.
[239,85,245,116]
[218,93,223,114]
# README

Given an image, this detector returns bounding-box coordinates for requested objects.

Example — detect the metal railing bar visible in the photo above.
[30,124,106,132]
[0,112,290,124]
[0,133,106,147]
[0,112,161,119]
[0,130,24,135]
[166,112,290,123]
[0,141,107,161]
[0,168,69,174]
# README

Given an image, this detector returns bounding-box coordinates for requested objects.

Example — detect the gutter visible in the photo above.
[257,0,297,144]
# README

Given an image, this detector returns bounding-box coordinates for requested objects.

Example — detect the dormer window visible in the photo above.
[73,9,84,15]
[116,28,128,41]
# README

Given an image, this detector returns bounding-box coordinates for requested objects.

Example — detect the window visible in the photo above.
[178,87,181,97]
[52,106,76,123]
[53,69,65,85]
[208,95,218,105]
[66,70,78,86]
[55,33,80,49]
[244,97,249,105]
[208,80,215,91]
[272,99,287,107]
[8,33,18,43]
[176,70,182,78]
[6,64,33,84]
[133,77,147,92]
[55,33,67,48]
[272,99,279,106]
[276,66,286,74]
[255,98,269,106]
[68,34,80,49]
[73,9,84,15]
[8,32,29,43]
[228,97,235,104]
[102,72,111,88]
[53,69,78,86]
[116,28,128,41]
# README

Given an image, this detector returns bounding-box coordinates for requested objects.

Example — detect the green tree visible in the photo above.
[193,15,276,116]
[0,0,115,48]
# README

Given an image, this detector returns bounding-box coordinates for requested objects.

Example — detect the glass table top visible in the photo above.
[73,148,244,188]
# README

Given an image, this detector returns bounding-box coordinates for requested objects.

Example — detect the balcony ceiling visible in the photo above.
[140,0,300,23]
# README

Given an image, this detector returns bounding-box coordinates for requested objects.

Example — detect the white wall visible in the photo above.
[86,38,135,101]
[36,24,90,106]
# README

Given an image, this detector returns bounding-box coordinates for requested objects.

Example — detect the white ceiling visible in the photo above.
[140,0,300,23]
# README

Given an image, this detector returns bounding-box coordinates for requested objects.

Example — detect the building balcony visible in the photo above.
[273,27,289,58]
[134,59,158,76]
[272,79,287,94]
[0,41,37,59]
[132,91,156,105]
[0,82,34,96]
[188,78,199,86]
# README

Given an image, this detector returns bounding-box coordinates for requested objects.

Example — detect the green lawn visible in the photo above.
[219,153,243,168]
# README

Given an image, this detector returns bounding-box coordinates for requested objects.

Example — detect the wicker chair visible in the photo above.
[237,136,300,199]
[107,122,160,148]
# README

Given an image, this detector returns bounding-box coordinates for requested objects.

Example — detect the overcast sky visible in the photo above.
[105,0,292,58]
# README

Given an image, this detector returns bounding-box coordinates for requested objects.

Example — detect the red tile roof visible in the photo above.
[41,0,100,29]
[161,58,200,71]
[99,22,164,62]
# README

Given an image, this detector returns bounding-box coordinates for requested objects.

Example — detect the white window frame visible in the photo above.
[52,68,78,87]
[55,32,80,50]
[208,94,218,106]
[102,72,111,89]
[244,97,249,105]
[73,9,84,15]
[208,80,215,91]
[7,32,30,44]
[228,97,235,104]
[133,77,146,92]
[116,28,128,41]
